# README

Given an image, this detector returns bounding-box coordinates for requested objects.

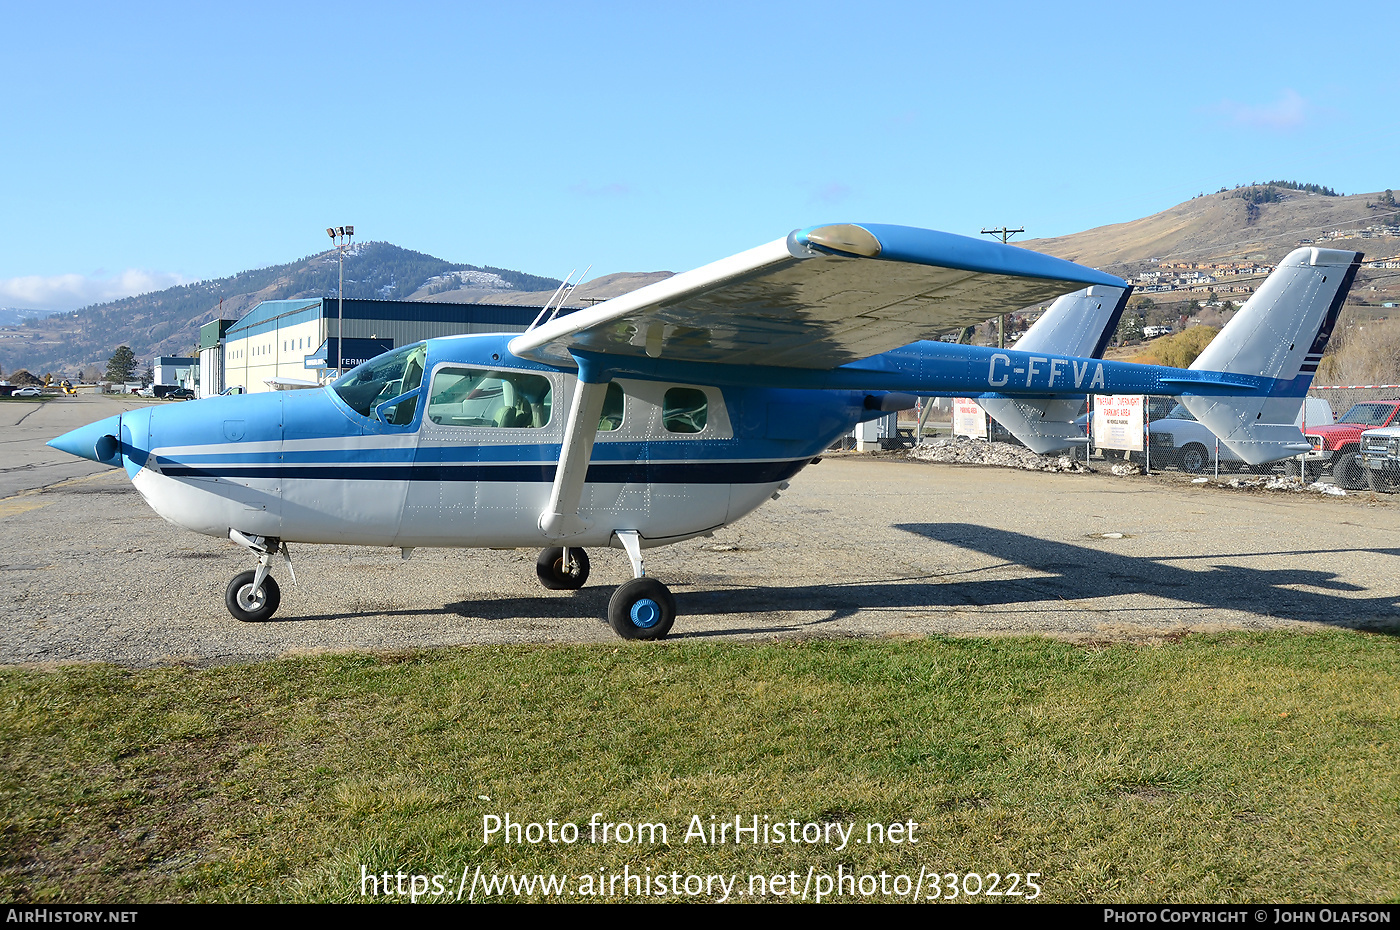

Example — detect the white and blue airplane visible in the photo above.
[49,224,1361,639]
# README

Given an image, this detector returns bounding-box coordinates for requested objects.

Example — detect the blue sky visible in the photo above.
[3,1,1396,311]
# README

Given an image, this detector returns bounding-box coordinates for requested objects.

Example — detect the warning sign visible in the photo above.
[1092,395,1145,451]
[953,398,988,439]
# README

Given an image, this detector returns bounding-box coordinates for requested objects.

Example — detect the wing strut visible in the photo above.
[539,359,608,539]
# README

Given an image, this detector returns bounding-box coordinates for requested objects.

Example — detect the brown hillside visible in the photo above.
[1018,188,1399,271]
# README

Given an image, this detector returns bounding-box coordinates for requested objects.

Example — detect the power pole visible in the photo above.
[981,226,1025,348]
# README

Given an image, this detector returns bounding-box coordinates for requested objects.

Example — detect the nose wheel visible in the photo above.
[226,570,281,622]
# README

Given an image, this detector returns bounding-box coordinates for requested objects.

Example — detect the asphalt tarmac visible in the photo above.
[3,393,1398,666]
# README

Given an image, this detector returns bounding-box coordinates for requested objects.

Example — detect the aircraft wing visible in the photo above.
[509,223,1125,371]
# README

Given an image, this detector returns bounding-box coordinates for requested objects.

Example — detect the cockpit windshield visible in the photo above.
[332,343,428,422]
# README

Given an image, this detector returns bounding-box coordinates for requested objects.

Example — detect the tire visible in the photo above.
[1333,450,1366,490]
[1367,465,1400,494]
[225,570,281,622]
[1284,458,1321,483]
[1178,443,1208,474]
[607,577,676,641]
[536,547,590,590]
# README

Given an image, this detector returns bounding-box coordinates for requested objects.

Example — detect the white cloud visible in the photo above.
[0,269,189,313]
[1211,88,1310,131]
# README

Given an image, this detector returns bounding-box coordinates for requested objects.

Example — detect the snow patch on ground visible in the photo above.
[907,437,1092,473]
[1214,475,1345,495]
[906,439,1351,495]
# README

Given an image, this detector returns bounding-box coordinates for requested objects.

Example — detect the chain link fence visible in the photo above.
[1304,385,1400,492]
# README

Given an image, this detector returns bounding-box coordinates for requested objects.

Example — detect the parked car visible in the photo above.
[11,386,43,397]
[1149,397,1333,473]
[1293,400,1400,488]
[164,387,195,400]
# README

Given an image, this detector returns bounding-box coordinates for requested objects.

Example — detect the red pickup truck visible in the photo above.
[1291,400,1400,487]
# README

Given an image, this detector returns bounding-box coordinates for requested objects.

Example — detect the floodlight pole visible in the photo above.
[981,226,1025,349]
[326,225,355,376]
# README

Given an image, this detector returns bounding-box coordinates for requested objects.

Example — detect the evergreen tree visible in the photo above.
[105,346,137,382]
[1116,313,1145,345]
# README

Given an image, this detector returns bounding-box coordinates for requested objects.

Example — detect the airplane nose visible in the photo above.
[48,414,124,466]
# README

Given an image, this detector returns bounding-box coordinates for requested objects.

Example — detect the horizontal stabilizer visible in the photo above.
[1181,247,1361,464]
[978,397,1087,453]
[976,284,1128,452]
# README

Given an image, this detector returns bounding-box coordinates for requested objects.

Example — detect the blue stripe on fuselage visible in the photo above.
[155,459,810,485]
[158,438,815,466]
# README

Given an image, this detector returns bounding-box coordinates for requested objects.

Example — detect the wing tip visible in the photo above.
[795,224,883,258]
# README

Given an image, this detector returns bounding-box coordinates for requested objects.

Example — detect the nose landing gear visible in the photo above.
[226,529,293,622]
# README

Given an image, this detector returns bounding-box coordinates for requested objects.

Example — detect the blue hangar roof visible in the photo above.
[226,298,548,341]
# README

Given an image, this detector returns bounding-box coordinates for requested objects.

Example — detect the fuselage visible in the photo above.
[68,333,875,550]
[51,328,1285,553]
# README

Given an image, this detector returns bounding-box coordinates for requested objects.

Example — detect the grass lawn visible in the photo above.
[2,630,1397,902]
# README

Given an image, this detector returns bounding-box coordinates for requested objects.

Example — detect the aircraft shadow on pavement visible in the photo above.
[271,525,1399,638]
[666,523,1400,637]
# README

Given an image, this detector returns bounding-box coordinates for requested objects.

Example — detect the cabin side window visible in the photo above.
[662,387,708,433]
[427,367,553,428]
[598,382,625,432]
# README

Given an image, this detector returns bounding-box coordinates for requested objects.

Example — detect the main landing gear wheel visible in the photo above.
[225,570,281,622]
[608,577,676,641]
[536,547,591,589]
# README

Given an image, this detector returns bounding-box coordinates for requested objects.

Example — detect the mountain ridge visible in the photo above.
[5,185,1397,379]
[0,243,563,377]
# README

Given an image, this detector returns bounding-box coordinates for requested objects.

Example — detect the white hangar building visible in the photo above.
[200,297,546,396]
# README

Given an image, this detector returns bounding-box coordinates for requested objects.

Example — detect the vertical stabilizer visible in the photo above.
[1180,247,1361,464]
[978,284,1129,453]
